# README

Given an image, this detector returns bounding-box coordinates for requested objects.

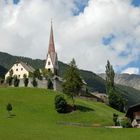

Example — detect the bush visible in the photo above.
[7,103,12,111]
[0,78,4,85]
[55,95,67,113]
[113,113,119,126]
[31,78,38,87]
[6,76,13,86]
[47,78,53,89]
[118,117,132,128]
[24,78,29,87]
[6,103,13,116]
[13,76,20,87]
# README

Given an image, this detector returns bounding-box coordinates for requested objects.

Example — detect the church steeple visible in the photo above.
[45,21,59,75]
[48,21,55,53]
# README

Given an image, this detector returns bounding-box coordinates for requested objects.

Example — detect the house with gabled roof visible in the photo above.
[5,61,35,79]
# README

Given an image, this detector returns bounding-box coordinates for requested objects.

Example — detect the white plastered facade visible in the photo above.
[5,63,29,79]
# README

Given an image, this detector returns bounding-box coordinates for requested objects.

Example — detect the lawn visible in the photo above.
[0,87,139,140]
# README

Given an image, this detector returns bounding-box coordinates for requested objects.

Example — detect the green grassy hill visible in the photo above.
[0,87,127,140]
[0,88,140,140]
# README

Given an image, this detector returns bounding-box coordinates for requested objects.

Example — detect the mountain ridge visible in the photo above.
[99,73,140,91]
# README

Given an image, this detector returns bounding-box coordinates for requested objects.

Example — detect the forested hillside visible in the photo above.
[0,51,140,107]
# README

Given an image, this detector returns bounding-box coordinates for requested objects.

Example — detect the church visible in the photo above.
[45,22,59,75]
[5,22,62,91]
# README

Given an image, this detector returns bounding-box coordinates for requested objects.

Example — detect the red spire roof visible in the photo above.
[48,22,55,53]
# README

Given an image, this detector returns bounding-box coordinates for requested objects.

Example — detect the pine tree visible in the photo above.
[63,59,83,105]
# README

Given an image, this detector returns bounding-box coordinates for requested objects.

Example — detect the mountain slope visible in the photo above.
[0,65,7,78]
[99,73,140,91]
[0,51,106,93]
[1,51,140,107]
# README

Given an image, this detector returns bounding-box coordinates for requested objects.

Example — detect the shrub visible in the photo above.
[0,78,4,85]
[55,95,67,113]
[118,117,132,128]
[6,76,13,86]
[113,113,119,126]
[31,78,38,87]
[13,76,20,87]
[47,78,53,89]
[6,103,13,116]
[24,78,29,87]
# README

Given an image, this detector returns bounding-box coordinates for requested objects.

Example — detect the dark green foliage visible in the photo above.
[24,78,29,87]
[23,74,29,87]
[0,78,4,85]
[55,95,67,113]
[63,59,83,105]
[31,78,38,87]
[79,70,106,93]
[6,76,13,86]
[33,69,42,80]
[0,52,45,71]
[105,60,125,112]
[47,78,53,89]
[116,85,140,108]
[108,88,125,112]
[113,113,119,126]
[119,117,132,128]
[6,103,13,115]
[0,65,7,78]
[105,60,115,94]
[13,75,20,87]
[58,61,106,93]
[42,69,54,79]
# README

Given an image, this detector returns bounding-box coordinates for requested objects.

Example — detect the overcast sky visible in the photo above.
[0,0,140,74]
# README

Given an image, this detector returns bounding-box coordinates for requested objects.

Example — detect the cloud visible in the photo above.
[0,0,140,73]
[121,67,139,74]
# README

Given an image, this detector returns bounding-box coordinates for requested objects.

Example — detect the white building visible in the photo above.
[5,61,35,79]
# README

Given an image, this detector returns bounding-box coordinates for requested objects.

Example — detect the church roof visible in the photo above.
[48,22,55,53]
[47,22,58,68]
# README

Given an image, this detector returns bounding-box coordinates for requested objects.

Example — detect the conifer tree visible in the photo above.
[63,59,83,105]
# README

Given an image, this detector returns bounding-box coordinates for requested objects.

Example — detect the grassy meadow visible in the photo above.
[0,87,139,140]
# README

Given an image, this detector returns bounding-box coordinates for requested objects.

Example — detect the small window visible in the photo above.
[48,61,50,65]
[16,64,18,66]
[21,68,23,71]
[18,75,20,78]
[16,69,18,71]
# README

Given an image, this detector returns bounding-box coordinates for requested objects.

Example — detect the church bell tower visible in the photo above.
[45,22,59,75]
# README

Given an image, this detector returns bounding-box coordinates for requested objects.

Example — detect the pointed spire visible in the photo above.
[48,20,55,53]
